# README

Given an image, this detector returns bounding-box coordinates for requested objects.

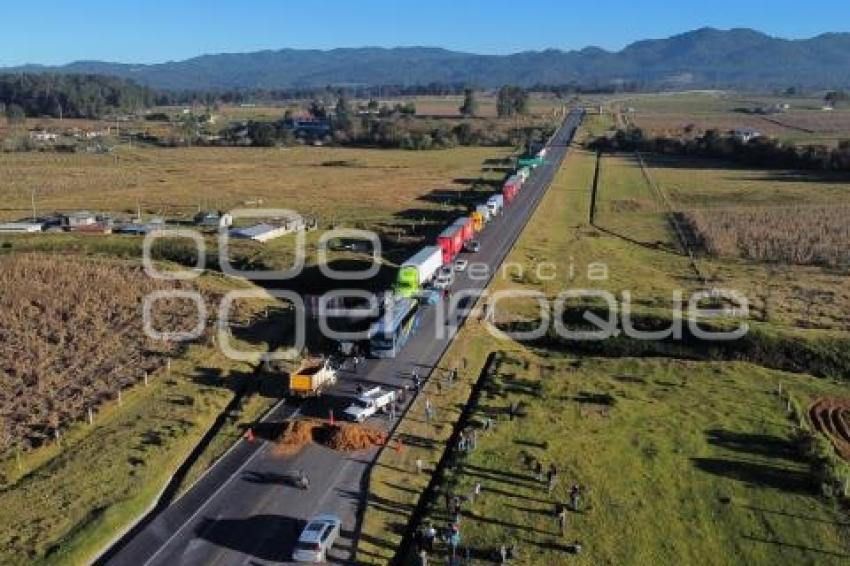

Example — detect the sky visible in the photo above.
[2,0,848,66]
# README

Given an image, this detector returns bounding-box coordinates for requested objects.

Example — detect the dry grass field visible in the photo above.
[683,206,850,268]
[0,254,246,453]
[0,145,511,223]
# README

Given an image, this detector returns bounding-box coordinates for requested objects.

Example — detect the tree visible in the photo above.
[459,88,479,117]
[5,103,25,125]
[367,99,379,112]
[308,98,327,120]
[334,94,353,132]
[496,86,528,118]
[824,90,848,108]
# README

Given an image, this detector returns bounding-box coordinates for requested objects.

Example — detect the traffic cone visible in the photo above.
[245,428,255,443]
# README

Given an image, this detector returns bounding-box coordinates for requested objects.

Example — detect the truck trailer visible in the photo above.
[394,246,443,297]
[436,224,464,264]
[451,216,474,244]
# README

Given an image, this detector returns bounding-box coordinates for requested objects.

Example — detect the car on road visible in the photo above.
[293,514,342,562]
[465,240,481,253]
[433,266,454,289]
[454,259,469,271]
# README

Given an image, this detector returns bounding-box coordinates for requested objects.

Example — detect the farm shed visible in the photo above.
[62,211,98,228]
[230,223,295,243]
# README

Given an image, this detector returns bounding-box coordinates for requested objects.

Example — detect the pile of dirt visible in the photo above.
[324,423,387,451]
[275,419,319,455]
[809,397,850,460]
[274,418,386,454]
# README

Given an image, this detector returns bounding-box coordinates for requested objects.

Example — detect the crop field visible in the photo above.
[683,206,850,268]
[614,92,850,147]
[358,115,850,564]
[0,253,284,564]
[0,145,510,223]
[0,254,214,452]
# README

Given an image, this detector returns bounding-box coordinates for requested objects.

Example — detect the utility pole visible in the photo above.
[31,190,37,221]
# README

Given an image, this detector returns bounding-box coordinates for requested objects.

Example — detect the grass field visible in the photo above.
[0,145,510,223]
[358,113,850,564]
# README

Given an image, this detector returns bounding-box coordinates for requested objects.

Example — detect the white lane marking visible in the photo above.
[143,406,302,566]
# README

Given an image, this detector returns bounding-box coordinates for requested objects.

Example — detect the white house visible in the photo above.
[62,211,98,228]
[29,131,58,143]
[733,128,762,144]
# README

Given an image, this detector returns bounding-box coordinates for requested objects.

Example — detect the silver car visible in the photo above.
[292,514,342,563]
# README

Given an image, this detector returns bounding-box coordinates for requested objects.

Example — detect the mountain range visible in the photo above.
[4,28,850,91]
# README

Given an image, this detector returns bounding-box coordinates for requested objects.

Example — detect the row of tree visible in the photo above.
[0,73,155,119]
[590,127,850,172]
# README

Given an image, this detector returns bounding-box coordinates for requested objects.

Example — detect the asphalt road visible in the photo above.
[105,109,584,566]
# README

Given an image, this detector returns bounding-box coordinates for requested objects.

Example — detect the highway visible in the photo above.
[105,109,584,566]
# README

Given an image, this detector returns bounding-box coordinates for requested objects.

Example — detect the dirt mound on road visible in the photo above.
[809,397,850,460]
[325,423,387,451]
[274,418,386,455]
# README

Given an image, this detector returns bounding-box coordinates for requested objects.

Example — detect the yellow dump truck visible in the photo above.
[288,358,337,397]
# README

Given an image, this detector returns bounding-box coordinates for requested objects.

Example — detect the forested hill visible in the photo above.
[0,74,154,119]
[4,28,850,91]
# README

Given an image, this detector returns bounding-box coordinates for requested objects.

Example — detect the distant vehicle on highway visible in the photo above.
[454,258,469,271]
[344,386,396,422]
[433,266,454,289]
[292,514,342,563]
[465,239,481,253]
[368,296,422,358]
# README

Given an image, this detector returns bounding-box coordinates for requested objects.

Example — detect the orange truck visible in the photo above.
[288,358,337,397]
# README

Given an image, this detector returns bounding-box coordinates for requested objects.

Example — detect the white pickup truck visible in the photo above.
[343,387,396,422]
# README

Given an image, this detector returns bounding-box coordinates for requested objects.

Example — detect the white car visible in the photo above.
[454,259,469,271]
[293,514,342,562]
[433,266,454,289]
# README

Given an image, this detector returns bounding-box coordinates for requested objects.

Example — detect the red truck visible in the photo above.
[451,216,474,244]
[436,224,464,264]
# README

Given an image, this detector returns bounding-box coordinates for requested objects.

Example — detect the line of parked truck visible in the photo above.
[285,148,549,401]
[394,149,547,298]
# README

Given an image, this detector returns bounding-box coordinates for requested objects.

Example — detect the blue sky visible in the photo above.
[2,0,847,66]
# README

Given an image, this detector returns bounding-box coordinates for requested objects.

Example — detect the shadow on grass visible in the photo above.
[691,457,812,493]
[705,429,801,461]
[741,534,850,558]
[733,502,850,527]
